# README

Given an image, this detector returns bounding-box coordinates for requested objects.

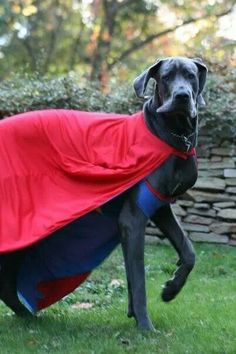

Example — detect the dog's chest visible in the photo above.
[146,155,198,198]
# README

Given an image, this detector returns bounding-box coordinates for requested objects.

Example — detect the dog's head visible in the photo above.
[133,57,207,119]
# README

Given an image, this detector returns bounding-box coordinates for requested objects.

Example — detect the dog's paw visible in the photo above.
[127,309,135,318]
[137,318,156,332]
[161,280,179,302]
[127,302,135,318]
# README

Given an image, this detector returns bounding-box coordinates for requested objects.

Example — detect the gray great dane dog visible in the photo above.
[0,57,207,332]
[119,57,207,331]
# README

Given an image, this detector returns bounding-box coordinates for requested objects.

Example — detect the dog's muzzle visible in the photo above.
[156,91,197,118]
[174,89,191,102]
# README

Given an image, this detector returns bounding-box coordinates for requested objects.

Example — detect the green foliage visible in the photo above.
[0,74,105,115]
[0,0,235,80]
[200,70,236,138]
[0,73,141,117]
[0,71,235,138]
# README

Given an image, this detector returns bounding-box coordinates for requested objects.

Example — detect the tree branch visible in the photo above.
[69,16,85,70]
[105,0,137,15]
[90,0,117,81]
[43,0,65,72]
[21,38,37,71]
[116,0,137,10]
[108,7,234,69]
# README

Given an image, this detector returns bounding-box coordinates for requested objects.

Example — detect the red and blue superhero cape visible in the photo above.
[0,110,195,313]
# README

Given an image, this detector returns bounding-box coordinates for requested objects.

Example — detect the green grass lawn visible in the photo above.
[0,243,236,354]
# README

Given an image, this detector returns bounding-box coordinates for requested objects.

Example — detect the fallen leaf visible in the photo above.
[71,302,94,309]
[120,338,130,346]
[109,279,124,287]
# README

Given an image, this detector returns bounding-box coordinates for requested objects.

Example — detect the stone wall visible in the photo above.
[146,133,236,246]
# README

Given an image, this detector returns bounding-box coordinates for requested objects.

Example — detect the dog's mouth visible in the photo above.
[156,99,197,121]
[157,108,197,135]
[167,112,195,132]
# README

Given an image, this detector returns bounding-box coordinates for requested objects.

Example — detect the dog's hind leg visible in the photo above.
[151,204,195,302]
[0,250,31,316]
[120,239,134,319]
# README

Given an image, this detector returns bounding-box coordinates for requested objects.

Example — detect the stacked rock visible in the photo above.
[145,138,236,246]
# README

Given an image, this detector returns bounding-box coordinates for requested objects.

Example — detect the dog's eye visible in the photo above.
[188,73,195,80]
[162,74,170,82]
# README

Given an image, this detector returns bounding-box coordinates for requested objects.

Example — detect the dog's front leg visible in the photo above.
[151,204,195,302]
[119,190,155,331]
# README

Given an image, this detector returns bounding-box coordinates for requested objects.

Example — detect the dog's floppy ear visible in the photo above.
[133,59,164,99]
[193,58,208,106]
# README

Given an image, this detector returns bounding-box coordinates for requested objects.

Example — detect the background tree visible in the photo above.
[0,0,235,82]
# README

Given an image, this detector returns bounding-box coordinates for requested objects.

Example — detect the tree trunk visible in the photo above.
[89,0,117,89]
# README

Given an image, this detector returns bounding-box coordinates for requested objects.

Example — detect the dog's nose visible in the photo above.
[174,91,190,101]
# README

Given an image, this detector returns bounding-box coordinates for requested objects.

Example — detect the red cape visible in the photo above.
[0,110,190,252]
